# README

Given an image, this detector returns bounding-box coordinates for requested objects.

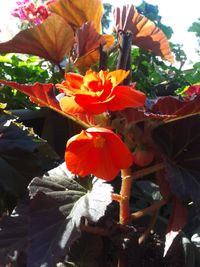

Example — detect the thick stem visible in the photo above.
[123,45,132,85]
[116,31,132,73]
[119,168,133,225]
[99,44,108,71]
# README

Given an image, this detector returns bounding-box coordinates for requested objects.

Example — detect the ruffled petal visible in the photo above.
[75,94,108,114]
[59,95,86,114]
[107,70,129,87]
[107,85,146,111]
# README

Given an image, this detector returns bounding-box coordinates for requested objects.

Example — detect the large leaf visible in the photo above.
[152,115,200,202]
[0,14,74,64]
[0,199,29,266]
[121,107,175,125]
[0,80,60,110]
[49,0,104,32]
[151,95,200,120]
[27,163,112,267]
[0,80,106,128]
[73,22,114,73]
[113,5,174,63]
[0,108,58,196]
[164,197,187,256]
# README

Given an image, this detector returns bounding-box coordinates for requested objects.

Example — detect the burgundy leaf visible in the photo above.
[0,79,61,110]
[151,95,200,119]
[0,80,107,128]
[164,197,187,256]
[122,107,175,124]
[113,5,174,62]
[156,169,171,199]
[184,84,200,97]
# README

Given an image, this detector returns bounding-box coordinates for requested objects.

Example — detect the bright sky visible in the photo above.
[0,0,199,66]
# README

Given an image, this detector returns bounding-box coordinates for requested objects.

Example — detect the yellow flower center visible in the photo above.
[93,135,105,149]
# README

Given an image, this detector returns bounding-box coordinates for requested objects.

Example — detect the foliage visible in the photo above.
[188,17,200,53]
[0,54,59,109]
[0,0,200,267]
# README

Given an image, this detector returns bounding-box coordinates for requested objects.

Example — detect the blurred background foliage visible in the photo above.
[0,1,200,108]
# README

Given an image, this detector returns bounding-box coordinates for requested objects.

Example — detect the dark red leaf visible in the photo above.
[184,84,200,97]
[122,107,175,124]
[164,197,187,256]
[151,95,200,120]
[0,80,107,128]
[156,169,171,199]
[73,22,106,72]
[153,115,200,203]
[0,79,61,111]
[113,5,174,62]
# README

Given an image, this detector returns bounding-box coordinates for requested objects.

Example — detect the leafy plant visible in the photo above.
[0,0,200,267]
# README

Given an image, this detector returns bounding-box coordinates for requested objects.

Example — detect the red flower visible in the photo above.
[57,70,146,115]
[65,127,134,181]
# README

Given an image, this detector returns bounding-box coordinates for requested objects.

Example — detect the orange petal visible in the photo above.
[107,70,130,87]
[59,95,86,114]
[75,94,108,114]
[105,133,134,169]
[87,128,134,180]
[65,131,99,177]
[64,72,83,88]
[107,85,146,111]
[93,147,120,181]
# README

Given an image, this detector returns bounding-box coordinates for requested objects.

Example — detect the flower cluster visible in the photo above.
[11,0,55,25]
[58,69,146,180]
[57,69,146,115]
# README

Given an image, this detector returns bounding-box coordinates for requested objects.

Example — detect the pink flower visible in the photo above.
[11,0,53,25]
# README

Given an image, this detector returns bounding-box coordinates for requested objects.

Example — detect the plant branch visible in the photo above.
[131,162,165,180]
[130,198,167,221]
[138,210,158,244]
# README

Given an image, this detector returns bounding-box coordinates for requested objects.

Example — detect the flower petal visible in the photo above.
[107,70,130,87]
[107,85,146,111]
[65,131,99,177]
[75,94,108,114]
[87,128,134,180]
[60,95,86,114]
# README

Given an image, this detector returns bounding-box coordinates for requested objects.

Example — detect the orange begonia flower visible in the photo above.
[57,70,146,115]
[65,127,134,181]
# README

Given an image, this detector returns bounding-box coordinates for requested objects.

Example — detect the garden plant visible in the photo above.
[0,0,200,266]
